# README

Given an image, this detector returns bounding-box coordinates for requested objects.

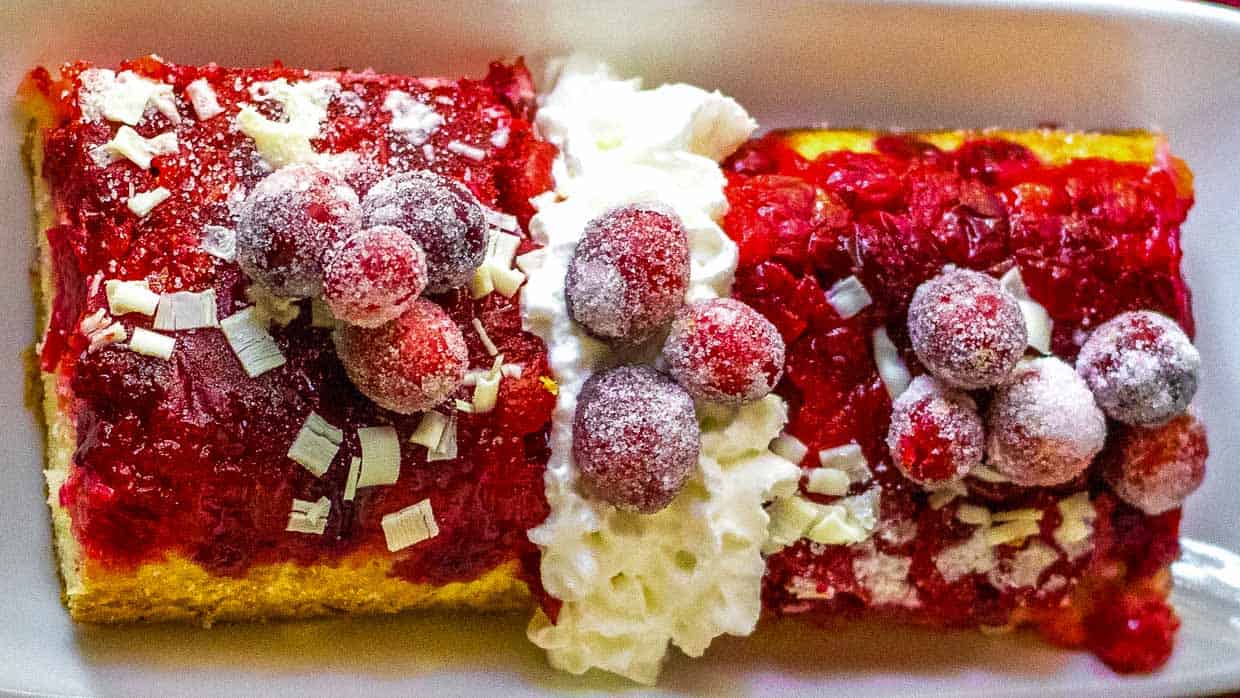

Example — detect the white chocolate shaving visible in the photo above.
[356,426,401,488]
[105,279,159,316]
[826,275,873,319]
[186,78,224,120]
[153,289,219,330]
[381,499,439,551]
[287,412,343,477]
[872,326,911,398]
[410,412,450,449]
[91,126,177,169]
[127,187,171,217]
[127,327,175,359]
[220,307,286,377]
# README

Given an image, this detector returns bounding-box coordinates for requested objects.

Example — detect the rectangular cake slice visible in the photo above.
[721,128,1202,674]
[21,55,558,624]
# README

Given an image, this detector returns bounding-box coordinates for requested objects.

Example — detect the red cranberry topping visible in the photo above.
[1103,412,1207,515]
[565,203,691,343]
[986,357,1106,486]
[573,366,700,513]
[908,267,1027,390]
[333,298,468,414]
[323,225,428,328]
[719,130,1198,671]
[71,344,171,415]
[361,170,488,293]
[236,163,362,297]
[886,375,984,487]
[1077,310,1199,426]
[33,59,558,588]
[662,298,785,404]
[1087,592,1180,674]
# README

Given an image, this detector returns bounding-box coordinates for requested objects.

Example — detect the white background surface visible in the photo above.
[2,1,1239,695]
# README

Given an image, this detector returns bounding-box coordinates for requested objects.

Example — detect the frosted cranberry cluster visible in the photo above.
[237,164,482,413]
[566,204,786,513]
[889,266,1205,513]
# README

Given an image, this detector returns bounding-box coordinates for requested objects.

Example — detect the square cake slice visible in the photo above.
[20,55,558,624]
[721,128,1204,673]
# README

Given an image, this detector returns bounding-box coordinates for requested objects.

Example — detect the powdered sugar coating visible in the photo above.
[886,375,984,486]
[572,366,700,513]
[987,357,1107,486]
[1103,412,1207,515]
[565,203,691,343]
[1076,310,1200,426]
[908,267,1027,390]
[662,298,785,404]
[323,225,428,328]
[333,298,467,414]
[361,170,488,293]
[236,163,362,297]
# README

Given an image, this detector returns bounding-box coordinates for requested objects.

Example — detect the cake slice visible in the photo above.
[21,55,558,624]
[22,52,1208,682]
[721,128,1204,673]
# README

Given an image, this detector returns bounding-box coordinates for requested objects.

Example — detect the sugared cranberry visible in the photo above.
[886,375,984,487]
[1087,593,1179,674]
[565,203,691,343]
[323,225,428,328]
[908,267,1027,390]
[361,170,488,293]
[572,366,700,513]
[333,298,468,414]
[236,163,362,297]
[986,357,1106,487]
[661,298,785,404]
[1076,310,1200,426]
[1102,412,1207,515]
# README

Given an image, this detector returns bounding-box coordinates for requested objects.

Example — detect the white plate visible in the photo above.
[3,1,1239,695]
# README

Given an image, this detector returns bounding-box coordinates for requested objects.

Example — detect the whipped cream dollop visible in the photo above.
[521,58,798,684]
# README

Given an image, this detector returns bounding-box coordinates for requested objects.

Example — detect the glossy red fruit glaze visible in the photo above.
[334,298,468,414]
[565,203,691,343]
[323,225,428,328]
[908,267,1026,389]
[361,170,488,293]
[1076,310,1200,426]
[573,366,700,513]
[33,57,556,585]
[236,163,362,298]
[885,375,983,486]
[1086,592,1180,673]
[722,131,1196,671]
[1102,412,1207,515]
[662,298,785,404]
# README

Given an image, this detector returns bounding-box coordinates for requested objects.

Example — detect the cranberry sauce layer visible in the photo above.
[723,131,1195,672]
[28,57,557,584]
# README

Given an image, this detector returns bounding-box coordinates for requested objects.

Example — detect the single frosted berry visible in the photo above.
[573,365,700,513]
[565,203,691,343]
[236,163,362,297]
[333,298,467,414]
[662,298,785,404]
[1076,310,1200,426]
[908,267,1027,390]
[361,170,488,293]
[323,225,428,328]
[1102,412,1207,515]
[986,357,1106,487]
[886,375,985,487]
